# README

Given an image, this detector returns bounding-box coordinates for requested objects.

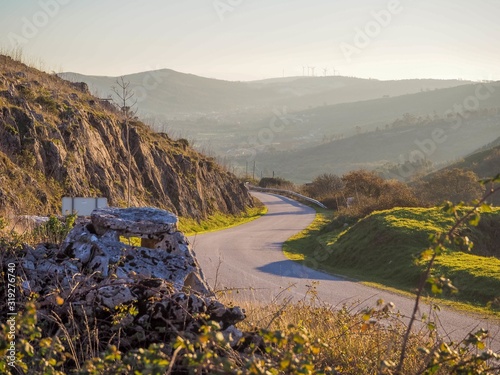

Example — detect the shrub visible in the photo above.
[176,138,189,149]
[320,195,342,210]
[258,177,294,189]
[412,168,485,206]
[338,170,420,219]
[28,214,76,244]
[35,94,58,114]
[305,173,344,199]
[342,169,386,198]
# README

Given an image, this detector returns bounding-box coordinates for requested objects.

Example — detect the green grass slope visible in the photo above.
[285,207,500,311]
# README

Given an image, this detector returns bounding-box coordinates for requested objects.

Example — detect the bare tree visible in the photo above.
[112,77,137,207]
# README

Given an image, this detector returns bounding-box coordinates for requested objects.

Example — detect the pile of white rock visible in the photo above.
[17,207,245,348]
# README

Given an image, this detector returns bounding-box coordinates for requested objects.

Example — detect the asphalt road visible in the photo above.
[191,192,500,352]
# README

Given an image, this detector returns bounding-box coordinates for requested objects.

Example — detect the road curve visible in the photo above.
[191,192,500,351]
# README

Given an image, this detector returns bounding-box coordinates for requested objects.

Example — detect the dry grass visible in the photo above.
[216,286,434,375]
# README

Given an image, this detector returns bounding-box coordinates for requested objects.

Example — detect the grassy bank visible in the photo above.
[284,206,500,315]
[179,202,267,236]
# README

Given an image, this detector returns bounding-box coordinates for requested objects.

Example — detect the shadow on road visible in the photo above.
[256,260,343,281]
[263,210,312,216]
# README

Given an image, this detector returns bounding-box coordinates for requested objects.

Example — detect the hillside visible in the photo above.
[247,105,500,182]
[285,81,500,143]
[60,71,470,117]
[285,207,500,310]
[418,137,500,206]
[0,55,253,218]
[446,138,500,179]
[166,81,500,160]
[60,70,281,117]
[250,76,473,110]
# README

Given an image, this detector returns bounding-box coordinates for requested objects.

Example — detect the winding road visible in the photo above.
[191,192,500,351]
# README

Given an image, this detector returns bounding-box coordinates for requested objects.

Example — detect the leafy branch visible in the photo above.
[395,174,500,374]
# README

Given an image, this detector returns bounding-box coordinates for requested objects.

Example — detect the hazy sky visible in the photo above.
[1,0,498,81]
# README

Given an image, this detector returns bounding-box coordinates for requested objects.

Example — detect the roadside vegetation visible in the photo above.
[2,172,500,374]
[277,166,500,314]
[1,213,498,375]
[284,206,500,315]
[179,200,267,235]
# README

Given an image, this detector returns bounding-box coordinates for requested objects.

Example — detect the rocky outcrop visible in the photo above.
[0,55,253,217]
[16,207,245,349]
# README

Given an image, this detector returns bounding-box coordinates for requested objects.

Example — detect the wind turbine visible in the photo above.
[302,66,306,76]
[311,66,315,77]
[323,67,328,77]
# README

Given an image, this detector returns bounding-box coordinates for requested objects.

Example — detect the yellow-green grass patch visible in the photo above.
[179,204,267,236]
[284,206,500,316]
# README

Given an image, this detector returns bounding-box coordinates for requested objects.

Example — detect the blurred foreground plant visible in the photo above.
[394,173,500,374]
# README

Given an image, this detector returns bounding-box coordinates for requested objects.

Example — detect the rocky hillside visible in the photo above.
[0,55,253,218]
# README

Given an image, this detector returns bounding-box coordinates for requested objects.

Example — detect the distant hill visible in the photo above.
[292,82,500,135]
[0,55,253,217]
[59,71,471,118]
[162,81,500,158]
[60,70,282,117]
[246,102,500,183]
[413,138,500,206]
[249,76,473,110]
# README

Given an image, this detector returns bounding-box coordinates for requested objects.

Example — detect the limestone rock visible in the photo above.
[11,207,245,350]
[91,207,178,236]
[70,81,90,94]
